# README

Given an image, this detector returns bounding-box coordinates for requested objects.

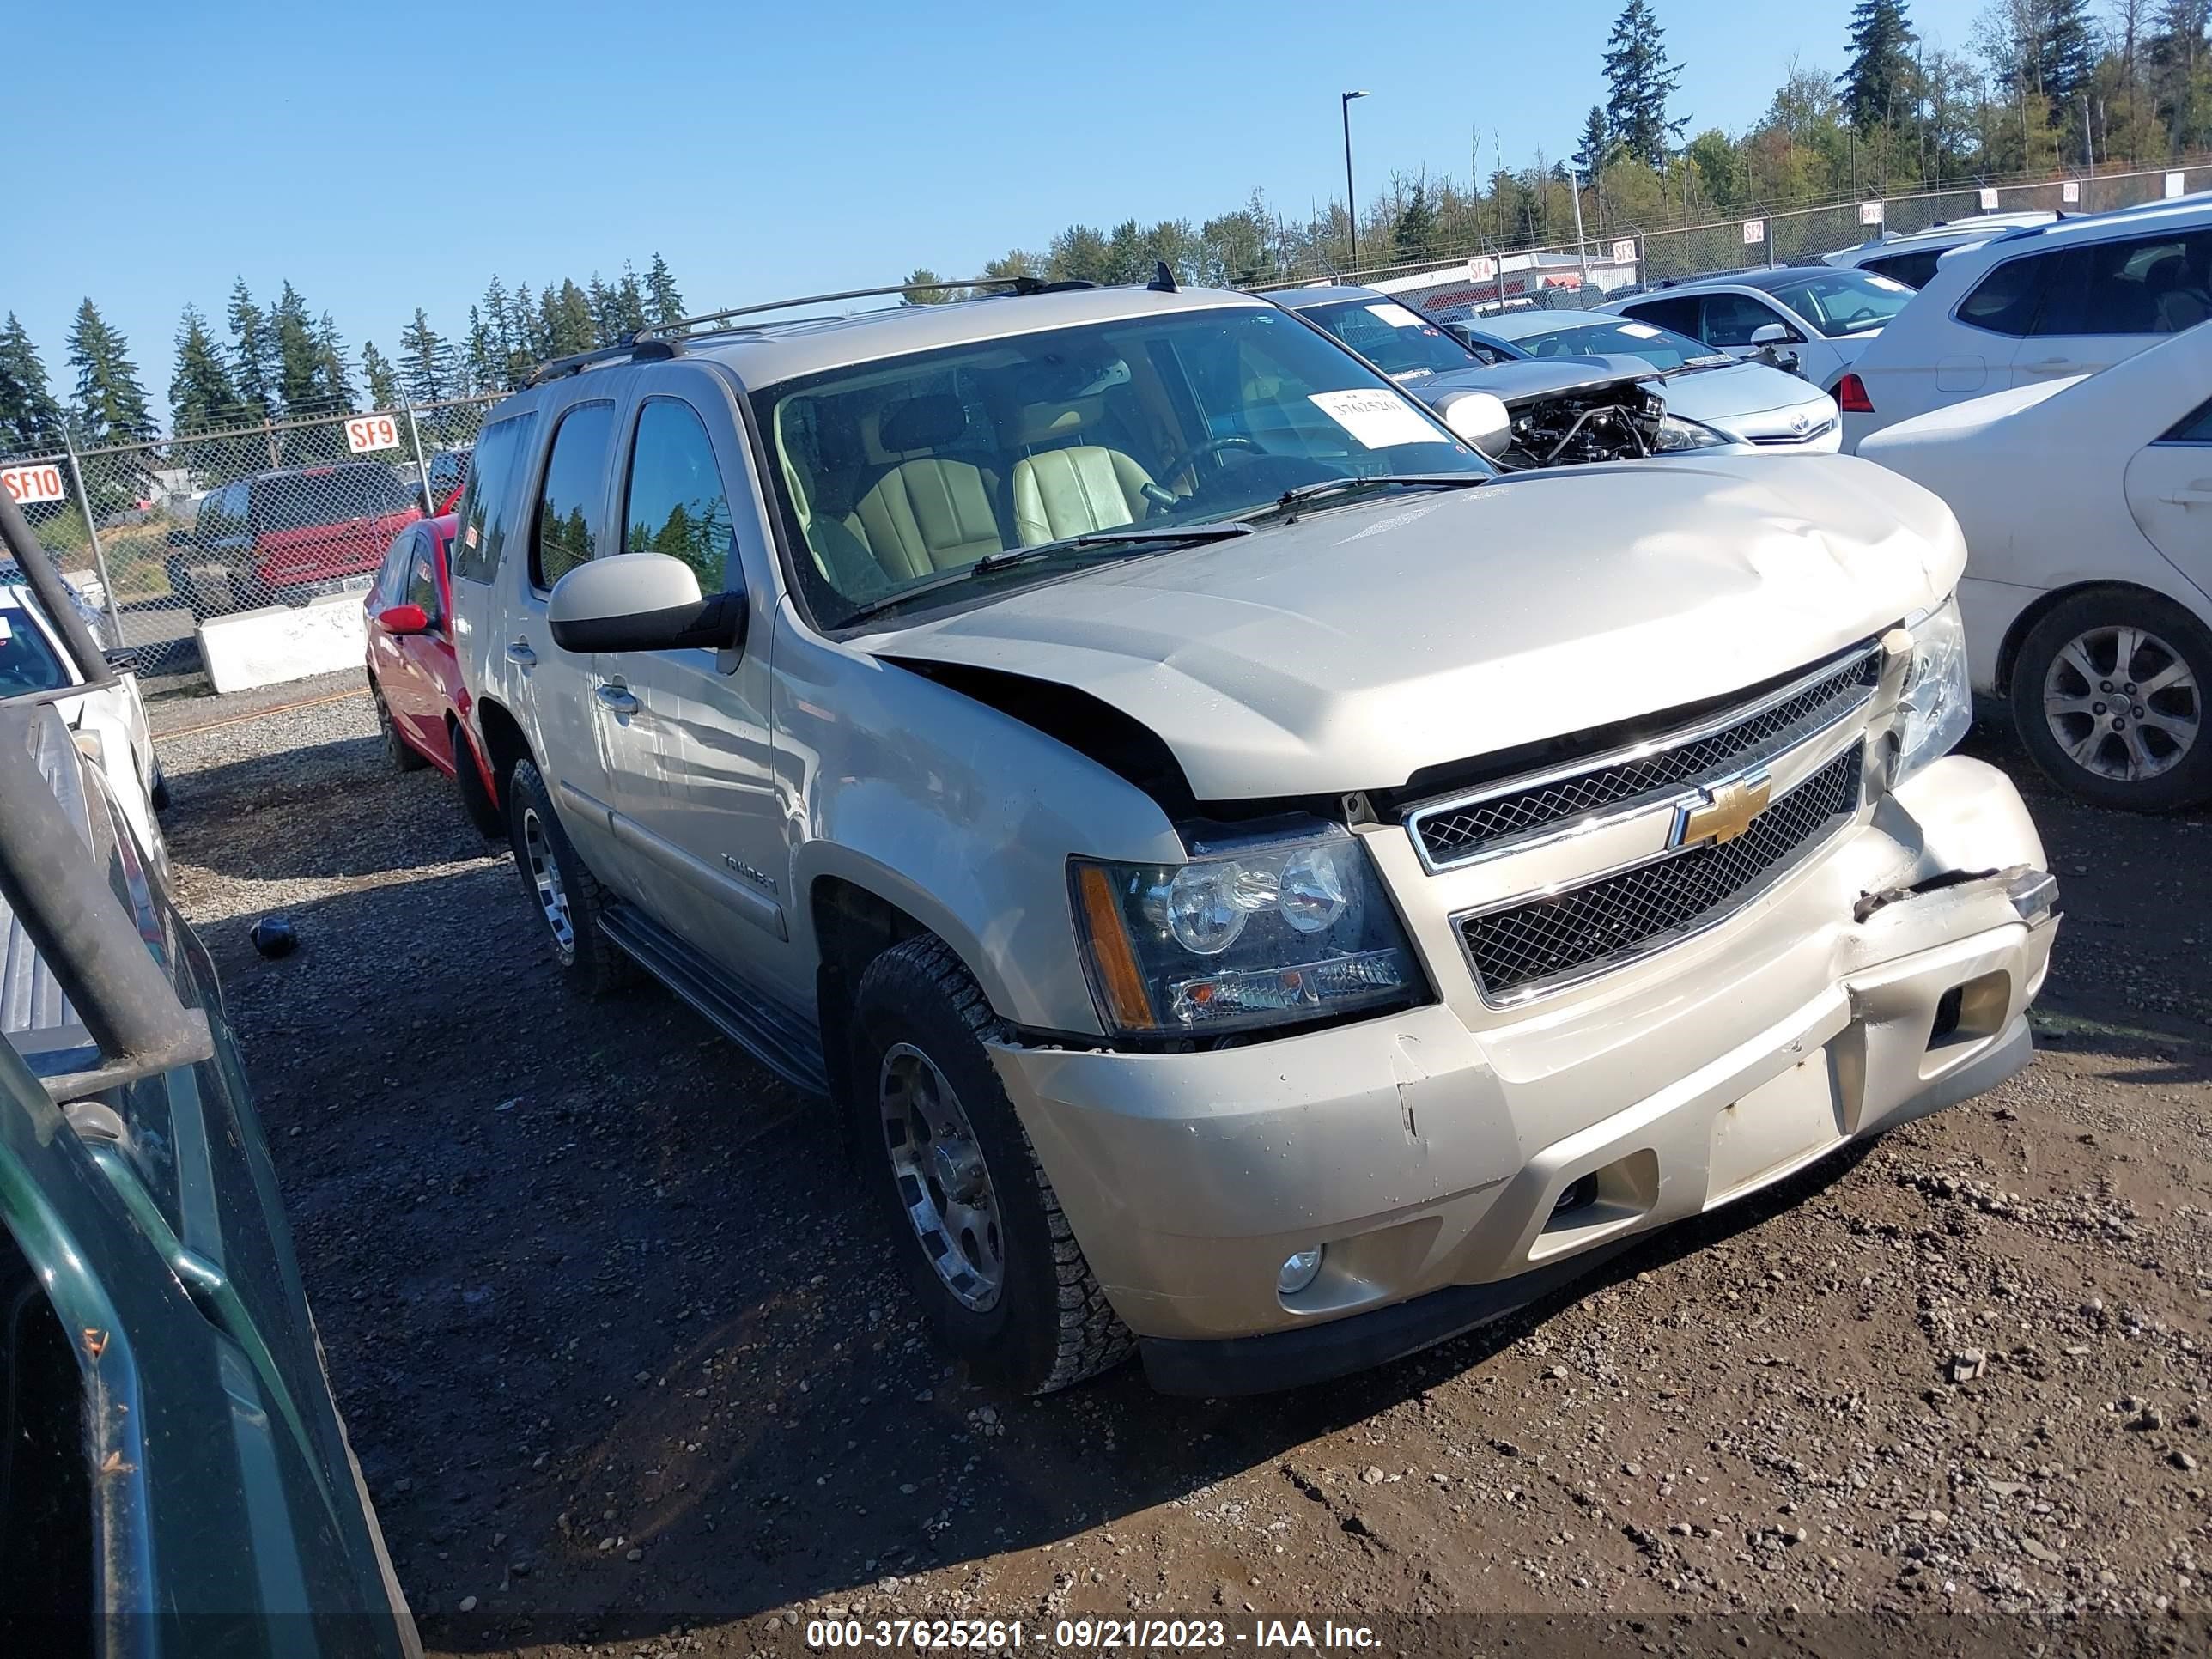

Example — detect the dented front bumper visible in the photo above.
[988,754,2057,1393]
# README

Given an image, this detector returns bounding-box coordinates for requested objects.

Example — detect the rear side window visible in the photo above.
[451,411,539,585]
[2036,230,2212,336]
[1957,252,2058,337]
[2162,396,2212,444]
[622,399,734,592]
[1620,295,1701,337]
[532,403,615,591]
[1863,249,1943,289]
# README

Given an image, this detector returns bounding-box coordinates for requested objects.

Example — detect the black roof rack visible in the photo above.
[521,334,683,389]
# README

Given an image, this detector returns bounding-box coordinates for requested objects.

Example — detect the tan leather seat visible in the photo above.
[845,459,1001,581]
[1012,447,1158,544]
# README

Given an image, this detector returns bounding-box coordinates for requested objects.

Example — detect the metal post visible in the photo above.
[1341,90,1368,275]
[399,392,435,514]
[1570,173,1590,291]
[58,431,124,643]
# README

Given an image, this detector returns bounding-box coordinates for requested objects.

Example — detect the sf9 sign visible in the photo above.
[345,413,403,453]
[1,462,67,506]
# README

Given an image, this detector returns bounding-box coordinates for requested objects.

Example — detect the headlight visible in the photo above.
[1893,595,1972,784]
[1650,413,1731,453]
[1070,823,1425,1037]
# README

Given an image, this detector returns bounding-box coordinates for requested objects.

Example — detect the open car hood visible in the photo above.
[1406,354,1656,408]
[867,454,1965,801]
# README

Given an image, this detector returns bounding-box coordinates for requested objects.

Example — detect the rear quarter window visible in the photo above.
[1957,251,2059,337]
[450,411,541,586]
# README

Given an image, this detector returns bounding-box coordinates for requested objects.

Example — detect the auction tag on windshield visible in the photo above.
[1364,302,1428,329]
[1308,388,1447,448]
[1619,321,1662,338]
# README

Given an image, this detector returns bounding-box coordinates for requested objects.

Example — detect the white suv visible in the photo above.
[1821,211,2058,289]
[450,276,2056,1397]
[1841,198,2212,451]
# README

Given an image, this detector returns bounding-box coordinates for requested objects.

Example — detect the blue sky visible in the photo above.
[10,0,1983,405]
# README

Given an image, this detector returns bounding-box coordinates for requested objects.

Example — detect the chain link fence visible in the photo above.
[1320,159,2212,299]
[0,390,509,678]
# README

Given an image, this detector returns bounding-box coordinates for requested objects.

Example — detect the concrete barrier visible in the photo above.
[197,592,366,695]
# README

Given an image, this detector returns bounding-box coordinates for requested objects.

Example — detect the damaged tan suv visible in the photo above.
[453,273,2059,1395]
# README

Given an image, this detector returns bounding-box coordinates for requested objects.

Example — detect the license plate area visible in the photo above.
[1705,1050,1844,1206]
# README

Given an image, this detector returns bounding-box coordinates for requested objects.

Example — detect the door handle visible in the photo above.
[2165,488,2212,507]
[505,639,537,668]
[2021,357,2073,372]
[594,684,640,717]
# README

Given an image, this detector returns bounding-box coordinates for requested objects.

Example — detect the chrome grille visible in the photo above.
[1749,417,1838,447]
[1410,647,1880,867]
[1457,743,1864,1002]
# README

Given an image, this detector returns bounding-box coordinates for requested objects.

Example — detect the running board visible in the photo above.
[598,905,830,1097]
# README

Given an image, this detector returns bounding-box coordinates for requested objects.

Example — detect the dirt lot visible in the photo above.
[150,678,2212,1654]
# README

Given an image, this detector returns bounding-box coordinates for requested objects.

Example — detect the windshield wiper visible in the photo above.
[969,522,1253,574]
[1243,473,1490,524]
[837,524,1255,629]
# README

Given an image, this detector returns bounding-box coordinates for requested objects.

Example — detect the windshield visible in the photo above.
[0,604,67,697]
[757,304,1489,631]
[1762,270,1915,337]
[1505,318,1722,371]
[1292,298,1482,380]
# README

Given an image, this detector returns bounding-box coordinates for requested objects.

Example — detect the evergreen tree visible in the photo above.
[2040,0,2100,109]
[902,268,955,305]
[313,311,356,413]
[1395,178,1438,262]
[615,265,648,337]
[586,274,617,346]
[1602,0,1688,166]
[360,342,401,410]
[66,300,155,447]
[543,281,597,357]
[643,253,684,328]
[226,278,273,417]
[0,313,68,455]
[507,283,543,380]
[1838,0,1917,130]
[170,305,240,431]
[271,282,323,415]
[1571,106,1613,178]
[398,309,449,405]
[465,306,499,394]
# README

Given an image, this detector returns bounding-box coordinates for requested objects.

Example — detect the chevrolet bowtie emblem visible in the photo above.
[1678,775,1773,846]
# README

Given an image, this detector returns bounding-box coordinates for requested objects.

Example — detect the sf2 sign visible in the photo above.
[0,462,66,507]
[345,413,403,453]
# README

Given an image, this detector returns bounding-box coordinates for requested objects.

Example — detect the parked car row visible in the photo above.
[363,267,2058,1403]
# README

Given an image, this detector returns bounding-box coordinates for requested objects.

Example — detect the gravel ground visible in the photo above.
[153,686,2212,1655]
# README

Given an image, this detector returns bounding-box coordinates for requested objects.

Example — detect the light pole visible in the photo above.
[1341,90,1369,273]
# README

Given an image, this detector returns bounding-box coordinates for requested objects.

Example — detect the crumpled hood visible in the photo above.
[868,454,1964,800]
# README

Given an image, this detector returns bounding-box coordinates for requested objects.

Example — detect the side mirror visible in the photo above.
[376,602,431,635]
[547,552,747,655]
[1749,322,1795,347]
[1434,390,1513,459]
[102,646,141,674]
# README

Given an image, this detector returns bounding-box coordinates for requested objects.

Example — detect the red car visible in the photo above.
[170,463,425,618]
[362,514,501,836]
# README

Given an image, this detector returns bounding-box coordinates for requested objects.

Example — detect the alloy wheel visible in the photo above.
[2042,623,2201,784]
[518,805,575,958]
[878,1042,1006,1312]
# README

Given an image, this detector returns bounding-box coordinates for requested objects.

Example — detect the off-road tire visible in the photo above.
[2009,589,2212,813]
[373,682,428,772]
[505,758,636,997]
[851,935,1133,1395]
[452,723,505,841]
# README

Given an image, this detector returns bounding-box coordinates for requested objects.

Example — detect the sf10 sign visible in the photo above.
[345,413,403,453]
[0,462,67,507]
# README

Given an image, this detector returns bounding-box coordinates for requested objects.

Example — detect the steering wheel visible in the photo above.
[1156,434,1265,484]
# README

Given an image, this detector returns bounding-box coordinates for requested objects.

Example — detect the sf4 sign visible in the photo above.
[345,413,403,453]
[0,462,67,507]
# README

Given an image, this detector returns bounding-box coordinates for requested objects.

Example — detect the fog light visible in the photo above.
[1277,1247,1325,1297]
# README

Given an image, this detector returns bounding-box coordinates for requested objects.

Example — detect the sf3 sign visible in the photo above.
[0,462,66,507]
[345,413,403,453]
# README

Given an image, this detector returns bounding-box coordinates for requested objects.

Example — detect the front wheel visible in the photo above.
[2009,591,2212,812]
[851,936,1133,1395]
